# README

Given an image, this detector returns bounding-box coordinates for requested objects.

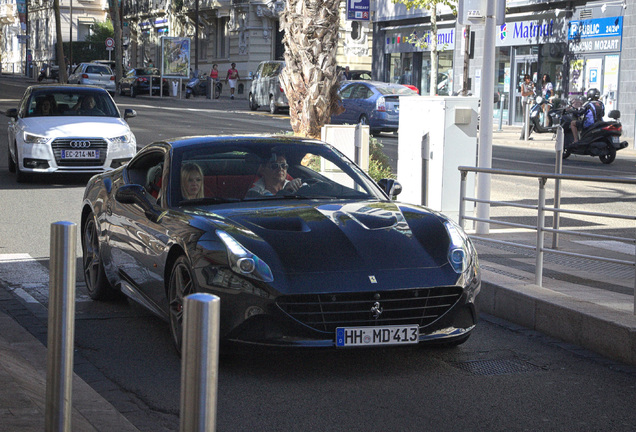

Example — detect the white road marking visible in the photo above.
[0,253,91,304]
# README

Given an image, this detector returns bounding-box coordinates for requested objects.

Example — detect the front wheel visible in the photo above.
[82,214,118,300]
[8,142,16,173]
[562,148,571,159]
[168,255,196,354]
[599,144,616,164]
[214,84,221,99]
[130,85,136,98]
[269,96,279,114]
[249,93,258,111]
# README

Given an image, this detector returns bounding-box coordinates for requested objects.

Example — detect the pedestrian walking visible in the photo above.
[226,63,240,99]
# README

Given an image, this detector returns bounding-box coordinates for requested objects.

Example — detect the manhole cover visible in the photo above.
[450,358,542,376]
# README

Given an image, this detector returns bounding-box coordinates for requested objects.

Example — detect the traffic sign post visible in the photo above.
[105,38,114,63]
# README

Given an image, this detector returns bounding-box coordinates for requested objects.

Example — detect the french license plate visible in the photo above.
[336,325,419,347]
[61,149,99,159]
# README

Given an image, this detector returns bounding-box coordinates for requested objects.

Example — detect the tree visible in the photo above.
[279,0,343,138]
[85,21,114,45]
[391,0,455,95]
[53,0,67,83]
[106,0,123,85]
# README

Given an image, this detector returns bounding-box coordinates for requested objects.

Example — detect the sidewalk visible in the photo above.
[0,292,139,431]
[475,125,636,367]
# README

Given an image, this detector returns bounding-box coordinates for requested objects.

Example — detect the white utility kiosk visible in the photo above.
[397,96,479,222]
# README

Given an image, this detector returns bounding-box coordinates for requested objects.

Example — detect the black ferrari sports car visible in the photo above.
[81,135,480,352]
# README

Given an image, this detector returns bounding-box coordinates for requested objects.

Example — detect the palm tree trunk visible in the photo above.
[279,0,342,138]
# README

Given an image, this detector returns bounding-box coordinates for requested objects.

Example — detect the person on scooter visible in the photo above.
[570,88,605,142]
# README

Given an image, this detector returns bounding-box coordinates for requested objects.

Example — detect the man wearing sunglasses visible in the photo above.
[247,154,303,196]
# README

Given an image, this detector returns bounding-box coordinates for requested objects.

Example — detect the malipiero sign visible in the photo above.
[568,16,623,53]
[495,18,568,46]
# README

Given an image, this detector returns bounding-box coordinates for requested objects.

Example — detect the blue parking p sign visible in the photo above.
[589,68,598,83]
[347,0,370,21]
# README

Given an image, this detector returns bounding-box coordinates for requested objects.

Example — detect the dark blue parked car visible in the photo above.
[330,81,417,135]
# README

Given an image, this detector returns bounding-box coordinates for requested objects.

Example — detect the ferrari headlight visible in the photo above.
[110,133,131,145]
[23,132,48,144]
[217,230,274,283]
[444,220,473,274]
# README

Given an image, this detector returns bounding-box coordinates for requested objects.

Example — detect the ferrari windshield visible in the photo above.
[171,139,386,205]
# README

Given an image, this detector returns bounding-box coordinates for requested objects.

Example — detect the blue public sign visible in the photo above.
[568,16,623,40]
[347,0,370,21]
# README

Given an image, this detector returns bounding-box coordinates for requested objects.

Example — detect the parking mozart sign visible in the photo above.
[347,0,370,21]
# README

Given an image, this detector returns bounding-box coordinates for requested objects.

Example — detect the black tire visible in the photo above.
[185,91,191,99]
[15,145,28,183]
[82,213,118,300]
[118,84,124,96]
[168,255,196,354]
[599,143,616,164]
[214,84,221,99]
[130,85,136,98]
[8,142,16,173]
[249,93,258,111]
[269,96,279,115]
[562,148,571,159]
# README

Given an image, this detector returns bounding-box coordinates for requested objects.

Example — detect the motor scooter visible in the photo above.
[560,108,628,164]
[185,72,208,98]
[37,65,59,82]
[519,96,564,139]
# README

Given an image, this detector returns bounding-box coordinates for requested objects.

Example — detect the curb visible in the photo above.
[480,273,636,366]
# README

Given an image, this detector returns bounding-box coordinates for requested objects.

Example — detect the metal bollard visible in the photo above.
[498,93,505,131]
[45,222,77,432]
[523,99,530,141]
[180,293,220,432]
[552,126,564,249]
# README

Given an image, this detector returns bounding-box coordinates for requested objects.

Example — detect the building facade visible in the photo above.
[121,0,373,96]
[0,0,109,76]
[372,0,633,145]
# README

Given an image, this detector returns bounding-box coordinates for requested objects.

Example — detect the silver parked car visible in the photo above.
[248,60,288,114]
[68,63,116,95]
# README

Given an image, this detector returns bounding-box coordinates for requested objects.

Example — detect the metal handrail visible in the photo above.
[458,166,636,314]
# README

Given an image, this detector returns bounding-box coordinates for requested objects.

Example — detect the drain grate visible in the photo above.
[480,265,529,281]
[450,358,542,376]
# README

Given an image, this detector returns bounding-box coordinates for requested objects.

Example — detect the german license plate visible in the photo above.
[61,149,99,159]
[336,325,419,347]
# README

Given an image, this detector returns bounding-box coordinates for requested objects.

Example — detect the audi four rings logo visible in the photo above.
[69,140,91,148]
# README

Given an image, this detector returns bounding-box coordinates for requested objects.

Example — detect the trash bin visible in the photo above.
[170,80,179,97]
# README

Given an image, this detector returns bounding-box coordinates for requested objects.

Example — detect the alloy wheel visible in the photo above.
[168,256,195,353]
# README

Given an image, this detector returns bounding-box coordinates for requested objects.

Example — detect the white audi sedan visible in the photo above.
[6,85,137,182]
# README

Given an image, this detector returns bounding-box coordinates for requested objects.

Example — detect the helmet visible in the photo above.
[586,88,600,101]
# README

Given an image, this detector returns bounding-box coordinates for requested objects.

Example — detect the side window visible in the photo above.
[339,84,355,99]
[126,151,166,202]
[351,85,368,99]
[255,64,263,80]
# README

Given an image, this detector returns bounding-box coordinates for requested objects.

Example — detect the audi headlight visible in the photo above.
[444,220,474,274]
[110,133,132,145]
[23,132,48,144]
[217,230,274,283]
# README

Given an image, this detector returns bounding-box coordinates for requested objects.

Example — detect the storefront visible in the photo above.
[494,15,568,125]
[383,25,455,95]
[567,16,623,114]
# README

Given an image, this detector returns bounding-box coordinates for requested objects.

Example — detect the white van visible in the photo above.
[248,61,289,114]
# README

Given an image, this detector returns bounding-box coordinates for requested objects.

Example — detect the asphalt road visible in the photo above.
[1,75,636,431]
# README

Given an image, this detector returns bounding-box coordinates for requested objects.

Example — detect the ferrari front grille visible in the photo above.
[276,287,463,333]
[52,138,108,167]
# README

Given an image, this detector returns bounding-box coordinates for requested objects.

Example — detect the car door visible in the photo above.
[106,148,172,306]
[339,83,363,123]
